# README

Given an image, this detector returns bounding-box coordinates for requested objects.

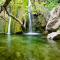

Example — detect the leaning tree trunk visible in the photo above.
[3,0,11,8]
[0,0,25,29]
[0,0,11,13]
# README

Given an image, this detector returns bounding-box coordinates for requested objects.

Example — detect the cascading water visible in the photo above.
[24,0,39,35]
[7,16,11,34]
[28,0,32,32]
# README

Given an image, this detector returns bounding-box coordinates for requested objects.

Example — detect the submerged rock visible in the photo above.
[47,32,60,40]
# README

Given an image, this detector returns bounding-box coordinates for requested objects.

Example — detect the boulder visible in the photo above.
[47,32,60,40]
[46,6,60,32]
[46,18,60,32]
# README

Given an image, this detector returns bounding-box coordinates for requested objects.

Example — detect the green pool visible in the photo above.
[0,34,60,60]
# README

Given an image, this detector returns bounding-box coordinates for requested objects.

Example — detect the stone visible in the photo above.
[46,6,60,32]
[46,18,60,32]
[47,32,60,40]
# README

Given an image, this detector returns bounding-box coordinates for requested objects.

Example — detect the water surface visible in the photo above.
[0,35,60,60]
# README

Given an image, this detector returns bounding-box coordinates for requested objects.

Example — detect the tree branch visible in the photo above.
[3,0,11,8]
[5,8,23,25]
[0,0,11,13]
[0,0,25,30]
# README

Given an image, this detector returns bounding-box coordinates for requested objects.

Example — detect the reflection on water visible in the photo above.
[48,39,60,53]
[0,35,60,60]
[7,35,12,51]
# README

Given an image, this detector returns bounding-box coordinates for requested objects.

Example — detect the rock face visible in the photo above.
[46,6,60,40]
[32,14,46,33]
[46,18,60,32]
[46,6,60,32]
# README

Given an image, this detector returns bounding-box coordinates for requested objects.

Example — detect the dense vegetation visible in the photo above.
[0,0,60,33]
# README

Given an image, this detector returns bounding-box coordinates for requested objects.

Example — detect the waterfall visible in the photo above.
[7,16,11,34]
[24,0,39,35]
[28,0,32,32]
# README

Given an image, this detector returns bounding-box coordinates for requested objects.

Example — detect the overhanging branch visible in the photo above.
[0,0,11,13]
[0,0,25,30]
[5,8,23,25]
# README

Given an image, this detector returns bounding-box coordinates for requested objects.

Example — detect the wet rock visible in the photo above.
[47,32,60,40]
